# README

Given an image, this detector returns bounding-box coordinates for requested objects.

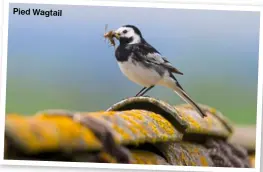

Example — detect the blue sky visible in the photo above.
[6,3,260,124]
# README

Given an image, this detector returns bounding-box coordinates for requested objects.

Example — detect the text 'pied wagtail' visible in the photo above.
[111,25,207,118]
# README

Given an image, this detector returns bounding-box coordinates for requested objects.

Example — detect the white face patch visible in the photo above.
[115,26,141,44]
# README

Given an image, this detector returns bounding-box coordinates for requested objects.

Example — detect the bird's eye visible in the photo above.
[123,30,128,34]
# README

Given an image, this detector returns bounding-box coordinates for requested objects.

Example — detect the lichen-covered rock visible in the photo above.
[4,96,254,168]
[108,97,233,139]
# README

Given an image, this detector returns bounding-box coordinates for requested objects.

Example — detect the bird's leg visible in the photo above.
[135,87,147,97]
[137,86,155,97]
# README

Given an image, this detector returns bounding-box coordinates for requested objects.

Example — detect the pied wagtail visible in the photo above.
[111,25,207,118]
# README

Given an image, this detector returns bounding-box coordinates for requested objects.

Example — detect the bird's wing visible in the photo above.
[130,43,183,75]
[160,56,183,75]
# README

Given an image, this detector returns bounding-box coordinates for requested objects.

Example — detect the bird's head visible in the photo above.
[113,25,143,45]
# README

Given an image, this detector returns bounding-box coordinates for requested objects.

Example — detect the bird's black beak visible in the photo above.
[114,31,121,40]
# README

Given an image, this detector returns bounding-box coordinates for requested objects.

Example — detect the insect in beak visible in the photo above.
[104,24,116,48]
[114,32,121,40]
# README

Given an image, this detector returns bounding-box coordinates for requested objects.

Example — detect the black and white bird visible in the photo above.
[112,25,207,118]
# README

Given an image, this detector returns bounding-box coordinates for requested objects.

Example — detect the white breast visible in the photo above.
[118,58,162,87]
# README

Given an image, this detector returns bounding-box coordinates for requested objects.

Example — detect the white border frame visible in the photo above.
[0,0,262,172]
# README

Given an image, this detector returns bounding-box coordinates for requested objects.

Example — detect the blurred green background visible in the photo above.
[6,4,260,124]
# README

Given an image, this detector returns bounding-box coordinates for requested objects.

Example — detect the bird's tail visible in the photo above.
[159,73,207,118]
[173,82,207,118]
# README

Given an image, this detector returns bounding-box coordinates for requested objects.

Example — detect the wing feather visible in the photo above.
[130,43,183,75]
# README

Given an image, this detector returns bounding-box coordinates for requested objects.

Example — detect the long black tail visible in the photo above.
[173,81,207,118]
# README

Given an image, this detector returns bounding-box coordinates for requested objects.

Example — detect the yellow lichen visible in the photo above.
[249,154,255,168]
[5,114,102,153]
[209,108,217,114]
[112,124,132,142]
[182,114,201,131]
[147,112,177,136]
[123,118,148,139]
[99,152,117,163]
[131,150,168,164]
[200,156,209,166]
